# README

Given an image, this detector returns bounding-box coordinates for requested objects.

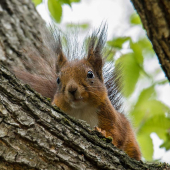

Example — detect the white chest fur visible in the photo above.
[67,106,99,128]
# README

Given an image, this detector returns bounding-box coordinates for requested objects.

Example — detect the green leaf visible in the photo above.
[161,141,170,151]
[137,134,153,161]
[59,0,71,6]
[137,86,156,106]
[138,115,170,142]
[132,99,169,127]
[156,79,169,85]
[130,40,143,65]
[138,38,152,51]
[130,13,141,25]
[136,104,170,160]
[107,37,131,49]
[70,0,80,2]
[160,133,170,151]
[48,0,62,23]
[138,115,170,135]
[115,53,140,97]
[32,0,42,6]
[130,86,168,128]
[137,38,155,58]
[132,91,170,138]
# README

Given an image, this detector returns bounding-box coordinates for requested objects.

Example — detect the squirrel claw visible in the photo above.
[95,127,106,137]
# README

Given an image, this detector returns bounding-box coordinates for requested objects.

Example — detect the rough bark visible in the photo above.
[0,64,170,170]
[131,0,170,82]
[0,0,45,71]
[0,0,170,169]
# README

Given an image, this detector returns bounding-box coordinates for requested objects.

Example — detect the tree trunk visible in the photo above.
[131,0,170,82]
[0,0,170,169]
[0,0,46,70]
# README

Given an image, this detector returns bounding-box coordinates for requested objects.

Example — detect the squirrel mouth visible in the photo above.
[69,97,86,108]
[69,95,83,102]
[72,98,83,103]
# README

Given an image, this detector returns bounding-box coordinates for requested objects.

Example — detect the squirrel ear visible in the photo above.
[50,30,67,73]
[56,53,67,73]
[87,24,106,81]
[87,50,104,81]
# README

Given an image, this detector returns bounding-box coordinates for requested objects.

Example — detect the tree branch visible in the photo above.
[0,63,169,170]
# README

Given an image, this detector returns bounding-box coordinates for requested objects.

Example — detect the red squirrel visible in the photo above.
[14,25,141,160]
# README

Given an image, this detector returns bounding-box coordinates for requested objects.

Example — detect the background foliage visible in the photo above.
[32,0,170,162]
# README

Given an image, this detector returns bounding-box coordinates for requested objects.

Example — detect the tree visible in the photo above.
[0,0,169,169]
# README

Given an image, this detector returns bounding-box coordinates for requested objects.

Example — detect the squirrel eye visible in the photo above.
[87,71,94,78]
[56,77,61,84]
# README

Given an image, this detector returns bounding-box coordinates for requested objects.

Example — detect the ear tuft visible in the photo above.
[56,52,67,73]
[87,23,107,81]
[50,29,67,73]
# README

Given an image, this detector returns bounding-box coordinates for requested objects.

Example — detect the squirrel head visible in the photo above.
[52,26,108,114]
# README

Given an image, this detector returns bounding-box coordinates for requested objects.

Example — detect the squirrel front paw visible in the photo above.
[95,127,106,137]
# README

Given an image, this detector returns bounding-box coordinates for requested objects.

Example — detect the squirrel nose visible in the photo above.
[68,87,77,96]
